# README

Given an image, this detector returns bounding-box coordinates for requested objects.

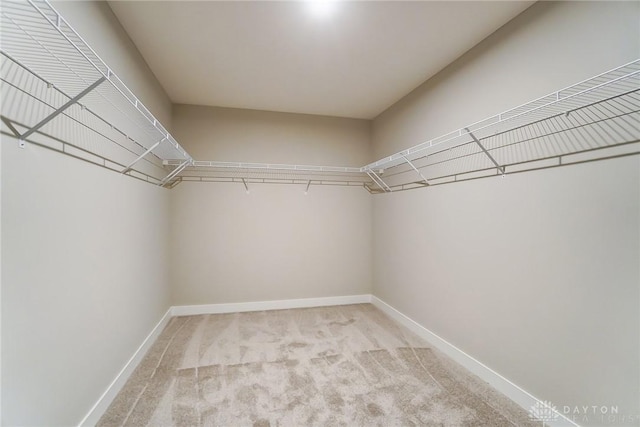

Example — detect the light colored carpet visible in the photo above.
[98,304,539,426]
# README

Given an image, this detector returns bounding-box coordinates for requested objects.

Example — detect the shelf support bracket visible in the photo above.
[18,76,106,148]
[121,138,164,174]
[465,128,505,176]
[242,178,250,194]
[159,158,191,186]
[401,154,429,186]
[305,180,311,194]
[366,169,392,192]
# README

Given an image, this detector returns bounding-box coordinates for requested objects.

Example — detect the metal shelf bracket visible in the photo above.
[401,154,430,185]
[18,76,106,148]
[465,128,506,176]
[366,169,392,192]
[159,159,191,186]
[121,138,165,174]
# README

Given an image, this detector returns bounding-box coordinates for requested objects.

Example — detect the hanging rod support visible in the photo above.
[401,154,429,185]
[465,128,505,175]
[159,158,191,186]
[121,138,164,174]
[18,76,106,148]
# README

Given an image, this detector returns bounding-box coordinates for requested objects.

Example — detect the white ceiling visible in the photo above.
[109,1,533,119]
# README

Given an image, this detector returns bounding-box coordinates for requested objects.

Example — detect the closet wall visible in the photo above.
[1,2,174,425]
[170,105,372,305]
[372,1,640,423]
[2,1,638,426]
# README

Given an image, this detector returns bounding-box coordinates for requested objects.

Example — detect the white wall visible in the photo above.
[1,140,171,426]
[170,105,372,305]
[372,1,639,425]
[1,2,174,425]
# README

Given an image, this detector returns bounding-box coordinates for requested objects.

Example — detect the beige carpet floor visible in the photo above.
[98,304,539,426]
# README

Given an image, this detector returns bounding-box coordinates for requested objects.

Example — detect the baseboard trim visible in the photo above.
[171,294,372,316]
[77,308,173,427]
[370,296,579,427]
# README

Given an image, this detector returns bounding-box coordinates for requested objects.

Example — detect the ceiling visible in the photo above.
[108,1,534,120]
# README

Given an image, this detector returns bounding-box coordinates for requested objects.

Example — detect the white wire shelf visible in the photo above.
[163,160,370,190]
[165,160,362,174]
[165,60,640,192]
[362,59,640,193]
[1,0,637,192]
[0,0,192,184]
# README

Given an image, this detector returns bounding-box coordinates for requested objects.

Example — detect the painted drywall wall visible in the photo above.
[173,105,370,165]
[1,2,173,425]
[372,1,640,425]
[1,139,171,426]
[170,105,372,305]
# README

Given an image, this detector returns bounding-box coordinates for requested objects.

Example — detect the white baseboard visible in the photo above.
[77,308,173,427]
[370,296,579,427]
[171,294,372,316]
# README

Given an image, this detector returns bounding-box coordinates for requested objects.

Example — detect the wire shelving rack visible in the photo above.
[166,60,640,192]
[1,0,638,192]
[162,160,369,190]
[361,60,640,193]
[1,0,192,185]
